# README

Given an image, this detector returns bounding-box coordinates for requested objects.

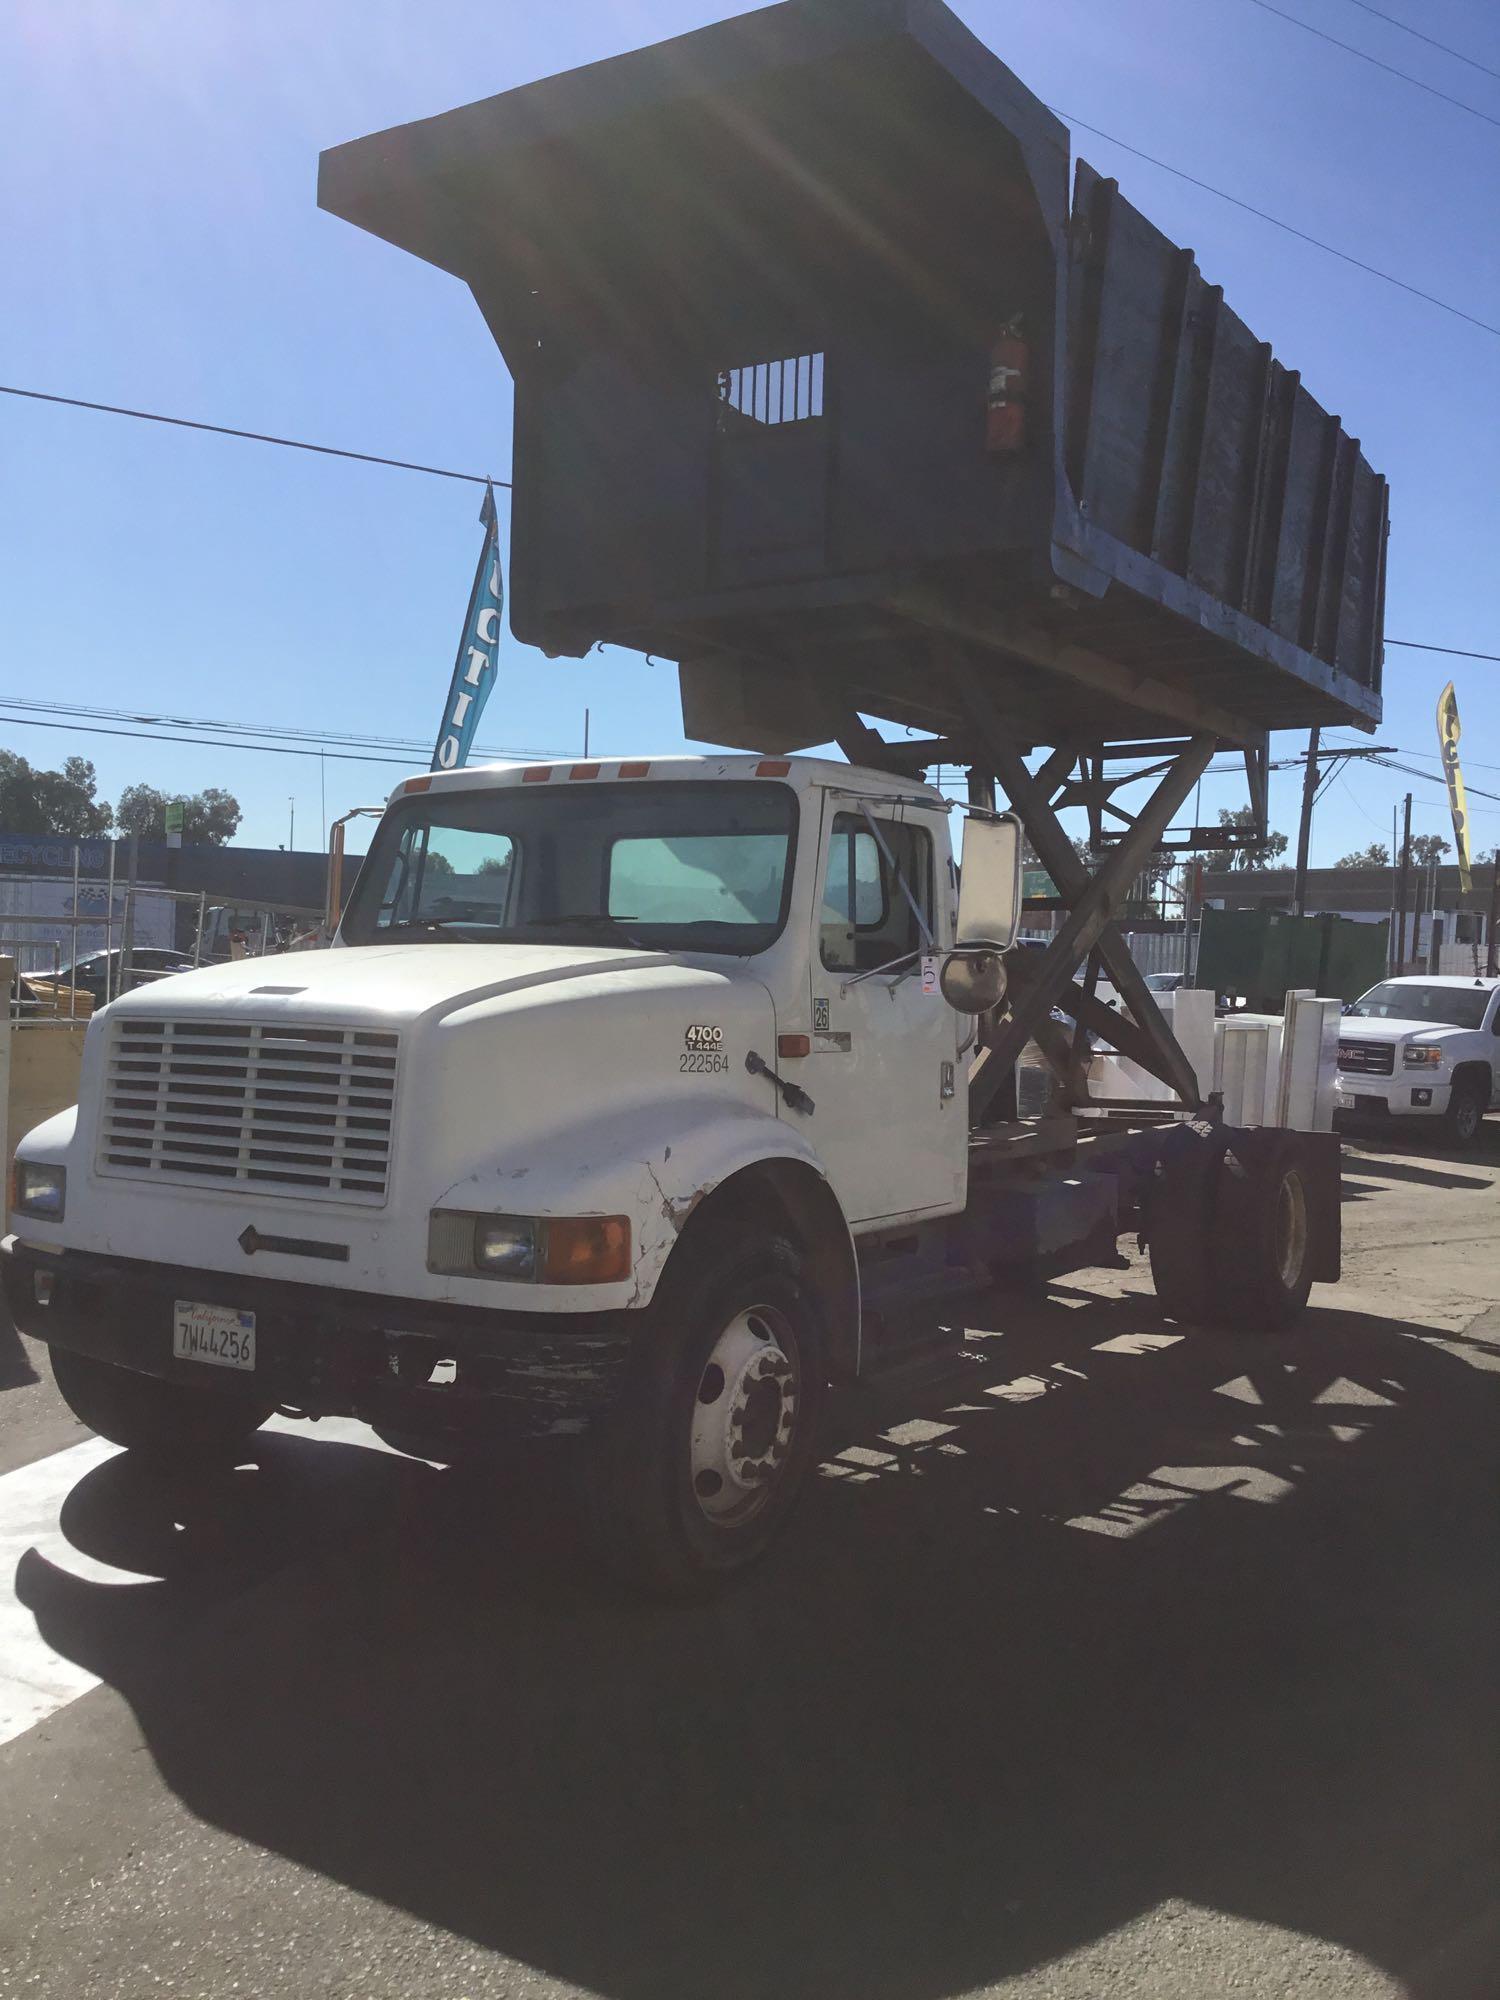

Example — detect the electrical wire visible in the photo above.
[0,710,444,769]
[1244,0,1500,128]
[1049,108,1500,337]
[0,692,555,763]
[1369,752,1500,805]
[1337,767,1394,832]
[1339,0,1500,84]
[1387,639,1500,663]
[0,384,502,487]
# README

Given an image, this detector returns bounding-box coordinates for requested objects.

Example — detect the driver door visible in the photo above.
[804,793,964,1226]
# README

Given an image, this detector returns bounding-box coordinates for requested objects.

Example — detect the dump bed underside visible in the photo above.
[318,0,1386,751]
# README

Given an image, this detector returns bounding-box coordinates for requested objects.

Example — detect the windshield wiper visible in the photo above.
[381,917,487,937]
[522,913,650,948]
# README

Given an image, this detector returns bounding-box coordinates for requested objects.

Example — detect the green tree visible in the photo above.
[1201,806,1289,873]
[0,753,112,837]
[1409,832,1451,868]
[114,784,241,845]
[1336,842,1390,868]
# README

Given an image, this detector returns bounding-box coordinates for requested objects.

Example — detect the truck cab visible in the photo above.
[5,754,1029,1586]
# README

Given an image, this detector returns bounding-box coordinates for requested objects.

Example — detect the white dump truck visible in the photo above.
[8,0,1382,1587]
[5,753,1339,1588]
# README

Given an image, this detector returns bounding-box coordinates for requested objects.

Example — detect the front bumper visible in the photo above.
[2,1237,639,1435]
[1334,1075,1450,1119]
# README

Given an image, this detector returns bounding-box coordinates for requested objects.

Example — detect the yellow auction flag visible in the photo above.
[1436,681,1472,895]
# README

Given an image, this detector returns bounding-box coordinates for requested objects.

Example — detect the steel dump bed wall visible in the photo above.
[1062,164,1385,733]
[318,0,1387,751]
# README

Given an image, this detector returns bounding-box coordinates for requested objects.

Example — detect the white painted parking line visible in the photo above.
[0,1435,121,1746]
[0,1416,404,1748]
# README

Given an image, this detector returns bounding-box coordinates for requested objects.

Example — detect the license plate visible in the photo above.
[173,1300,256,1371]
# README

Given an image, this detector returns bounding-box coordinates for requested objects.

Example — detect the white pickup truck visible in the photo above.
[1334,974,1500,1144]
[5,754,1338,1588]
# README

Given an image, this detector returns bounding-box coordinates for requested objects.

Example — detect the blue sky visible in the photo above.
[3,0,1497,860]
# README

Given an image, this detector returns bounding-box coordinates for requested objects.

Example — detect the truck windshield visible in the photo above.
[341,779,798,955]
[1348,982,1491,1029]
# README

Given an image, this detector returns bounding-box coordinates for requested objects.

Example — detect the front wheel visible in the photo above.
[585,1232,827,1593]
[49,1344,272,1459]
[1444,1076,1487,1148]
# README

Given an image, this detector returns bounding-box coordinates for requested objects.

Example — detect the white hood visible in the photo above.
[104,941,674,1031]
[1341,1016,1461,1043]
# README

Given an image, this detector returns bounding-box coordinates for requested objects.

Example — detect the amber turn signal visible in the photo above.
[543,1215,632,1285]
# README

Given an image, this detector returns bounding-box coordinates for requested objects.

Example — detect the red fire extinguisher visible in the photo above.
[986,316,1029,454]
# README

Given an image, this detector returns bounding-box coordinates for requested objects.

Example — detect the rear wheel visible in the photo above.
[49,1345,271,1458]
[585,1231,827,1593]
[1147,1121,1223,1326]
[1444,1075,1487,1148]
[1212,1135,1314,1332]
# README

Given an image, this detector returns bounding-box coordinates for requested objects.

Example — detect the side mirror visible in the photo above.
[955,812,1022,951]
[940,948,1007,1015]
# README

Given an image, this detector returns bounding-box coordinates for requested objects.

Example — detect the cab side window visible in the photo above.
[820,814,932,972]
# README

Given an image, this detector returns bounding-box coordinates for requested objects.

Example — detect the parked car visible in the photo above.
[32,947,197,1010]
[1334,975,1500,1145]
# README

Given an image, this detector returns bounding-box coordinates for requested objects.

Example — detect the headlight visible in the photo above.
[427,1210,630,1285]
[14,1162,66,1220]
[1403,1044,1443,1068]
[475,1217,539,1279]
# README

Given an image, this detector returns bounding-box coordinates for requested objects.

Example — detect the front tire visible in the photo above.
[49,1345,271,1458]
[1444,1075,1486,1148]
[585,1231,827,1593]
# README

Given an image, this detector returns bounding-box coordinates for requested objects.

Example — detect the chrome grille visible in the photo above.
[99,1018,399,1204]
[1337,1040,1394,1076]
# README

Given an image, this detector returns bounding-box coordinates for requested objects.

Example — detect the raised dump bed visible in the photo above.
[319,0,1386,752]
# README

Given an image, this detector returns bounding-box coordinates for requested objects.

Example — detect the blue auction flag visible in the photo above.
[432,482,502,772]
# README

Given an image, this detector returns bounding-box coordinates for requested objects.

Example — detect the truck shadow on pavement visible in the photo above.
[15,1285,1500,2000]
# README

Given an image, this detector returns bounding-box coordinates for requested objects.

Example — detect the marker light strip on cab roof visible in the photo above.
[569,762,601,780]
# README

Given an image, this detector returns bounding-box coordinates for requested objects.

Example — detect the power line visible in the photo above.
[0,692,553,763]
[1387,639,1500,663]
[1339,740,1500,776]
[0,710,436,769]
[1051,109,1500,337]
[1339,0,1500,84]
[1369,752,1500,805]
[0,384,503,488]
[1244,0,1500,129]
[1337,767,1394,832]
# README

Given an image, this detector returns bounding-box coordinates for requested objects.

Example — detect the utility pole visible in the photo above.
[1487,853,1500,977]
[1394,792,1413,973]
[1292,725,1320,917]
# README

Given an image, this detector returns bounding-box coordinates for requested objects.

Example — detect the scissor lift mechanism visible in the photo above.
[829,667,1272,1136]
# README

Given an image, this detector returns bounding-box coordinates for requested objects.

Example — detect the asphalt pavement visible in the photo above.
[1,1129,1497,2000]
